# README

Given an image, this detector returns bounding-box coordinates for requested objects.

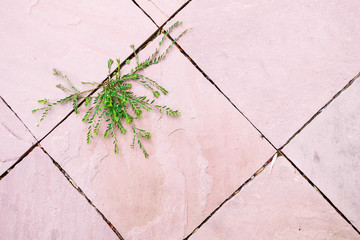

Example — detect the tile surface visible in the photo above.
[283,77,360,229]
[0,99,35,175]
[190,157,360,240]
[1,1,359,239]
[166,0,360,147]
[41,36,275,239]
[134,0,187,25]
[0,147,118,240]
[0,0,156,139]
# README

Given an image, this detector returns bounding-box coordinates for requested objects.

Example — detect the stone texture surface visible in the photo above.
[283,77,360,230]
[0,99,35,175]
[0,0,156,139]
[41,35,275,239]
[134,0,187,25]
[1,1,359,239]
[190,157,360,240]
[165,0,360,148]
[0,147,118,240]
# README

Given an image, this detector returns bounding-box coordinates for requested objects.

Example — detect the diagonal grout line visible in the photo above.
[279,72,360,150]
[37,28,163,144]
[0,96,40,181]
[37,0,193,146]
[1,96,38,141]
[1,96,126,239]
[183,153,277,239]
[1,28,165,182]
[132,0,158,26]
[0,144,38,181]
[39,145,125,240]
[280,151,360,235]
[167,36,278,151]
[2,6,190,180]
[132,0,277,151]
[132,0,192,29]
[130,2,360,237]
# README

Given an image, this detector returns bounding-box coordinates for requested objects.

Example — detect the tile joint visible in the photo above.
[1,95,126,239]
[39,146,126,240]
[133,0,277,151]
[279,71,360,150]
[281,151,360,235]
[0,96,39,181]
[183,152,277,239]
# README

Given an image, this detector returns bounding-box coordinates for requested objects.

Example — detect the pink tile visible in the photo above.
[41,36,275,239]
[0,0,156,139]
[190,157,359,240]
[0,147,118,239]
[166,0,360,147]
[0,99,35,175]
[134,0,187,25]
[283,78,360,229]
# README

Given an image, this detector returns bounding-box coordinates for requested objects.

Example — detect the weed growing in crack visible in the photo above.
[33,21,189,157]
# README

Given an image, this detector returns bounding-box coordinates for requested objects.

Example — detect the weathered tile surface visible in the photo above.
[283,77,360,230]
[166,0,360,147]
[190,157,360,240]
[41,36,275,239]
[0,99,35,175]
[134,0,187,25]
[0,0,156,139]
[0,147,118,239]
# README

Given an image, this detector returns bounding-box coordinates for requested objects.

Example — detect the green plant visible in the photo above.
[33,21,189,157]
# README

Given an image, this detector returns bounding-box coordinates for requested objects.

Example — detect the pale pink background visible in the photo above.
[1,1,359,239]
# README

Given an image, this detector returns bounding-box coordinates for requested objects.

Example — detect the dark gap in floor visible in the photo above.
[1,95,126,239]
[167,35,278,151]
[0,96,40,181]
[132,0,158,27]
[1,96,38,140]
[183,153,276,240]
[0,144,38,181]
[38,0,193,144]
[132,0,276,150]
[279,72,360,150]
[39,145,125,240]
[37,26,165,144]
[280,151,360,235]
[132,0,192,29]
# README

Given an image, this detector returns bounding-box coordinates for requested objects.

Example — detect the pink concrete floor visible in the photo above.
[1,1,360,239]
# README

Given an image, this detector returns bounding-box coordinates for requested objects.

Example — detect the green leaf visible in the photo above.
[108,59,114,73]
[153,91,160,98]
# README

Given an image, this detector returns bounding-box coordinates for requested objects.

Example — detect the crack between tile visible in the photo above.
[132,0,158,27]
[280,151,360,235]
[183,152,277,239]
[0,144,38,181]
[279,71,360,150]
[38,145,125,240]
[1,96,37,140]
[168,35,278,151]
[134,0,277,151]
[134,0,192,30]
[1,93,126,239]
[37,0,194,146]
[0,96,40,181]
[37,29,164,144]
